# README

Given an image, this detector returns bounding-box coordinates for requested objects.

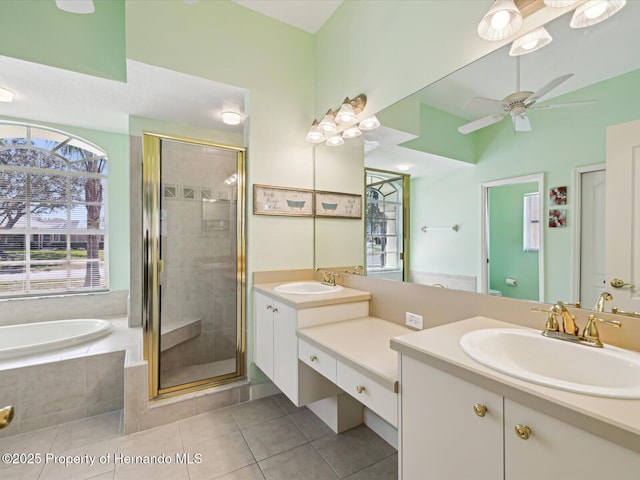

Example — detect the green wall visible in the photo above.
[489,183,539,300]
[0,0,126,81]
[411,68,640,302]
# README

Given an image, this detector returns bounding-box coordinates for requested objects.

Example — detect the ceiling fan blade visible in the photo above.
[529,100,596,110]
[463,97,509,113]
[525,73,574,106]
[457,114,505,134]
[513,114,532,132]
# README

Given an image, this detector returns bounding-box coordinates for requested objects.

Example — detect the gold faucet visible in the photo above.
[315,268,338,286]
[0,405,14,430]
[611,307,640,318]
[531,301,621,348]
[582,314,622,347]
[593,292,613,312]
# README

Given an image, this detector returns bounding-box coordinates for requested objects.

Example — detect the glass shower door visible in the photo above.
[143,133,245,397]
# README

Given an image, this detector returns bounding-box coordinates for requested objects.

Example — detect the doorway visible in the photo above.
[365,169,410,281]
[143,132,246,398]
[482,174,544,301]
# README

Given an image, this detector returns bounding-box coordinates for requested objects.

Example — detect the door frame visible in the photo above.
[481,173,545,301]
[572,163,606,304]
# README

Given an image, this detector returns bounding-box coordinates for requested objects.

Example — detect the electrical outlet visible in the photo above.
[405,312,423,330]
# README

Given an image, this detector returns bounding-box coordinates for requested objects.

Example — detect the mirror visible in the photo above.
[315,4,640,312]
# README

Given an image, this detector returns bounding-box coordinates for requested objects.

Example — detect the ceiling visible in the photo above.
[365,2,640,178]
[232,0,343,33]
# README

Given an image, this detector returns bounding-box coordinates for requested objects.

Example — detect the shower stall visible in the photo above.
[142,132,246,397]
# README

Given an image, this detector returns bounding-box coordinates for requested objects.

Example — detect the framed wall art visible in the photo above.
[314,191,362,219]
[253,184,314,216]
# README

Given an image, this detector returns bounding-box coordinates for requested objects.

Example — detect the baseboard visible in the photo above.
[364,407,398,449]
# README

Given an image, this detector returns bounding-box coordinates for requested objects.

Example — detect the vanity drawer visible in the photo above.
[336,361,397,427]
[299,339,337,382]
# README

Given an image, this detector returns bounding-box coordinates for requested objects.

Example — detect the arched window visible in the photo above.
[0,121,109,297]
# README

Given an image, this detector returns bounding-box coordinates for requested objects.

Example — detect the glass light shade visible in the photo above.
[543,0,580,7]
[359,115,381,131]
[477,0,523,41]
[342,126,362,138]
[0,87,14,103]
[220,111,242,125]
[326,135,344,147]
[305,121,325,143]
[55,0,95,14]
[570,0,626,28]
[509,27,552,56]
[335,102,357,125]
[319,112,338,134]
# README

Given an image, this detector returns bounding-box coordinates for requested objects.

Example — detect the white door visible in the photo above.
[580,169,606,309]
[605,119,640,312]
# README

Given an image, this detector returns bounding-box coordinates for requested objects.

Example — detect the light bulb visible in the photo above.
[326,135,344,147]
[359,115,381,131]
[0,87,14,103]
[491,10,511,30]
[342,127,362,138]
[585,1,608,19]
[220,111,242,125]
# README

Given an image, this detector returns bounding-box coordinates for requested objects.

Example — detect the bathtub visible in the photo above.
[0,319,113,360]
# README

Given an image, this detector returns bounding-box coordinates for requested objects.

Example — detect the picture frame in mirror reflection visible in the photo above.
[253,184,314,216]
[315,191,362,219]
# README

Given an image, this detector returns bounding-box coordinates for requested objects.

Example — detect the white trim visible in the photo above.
[363,407,398,449]
[481,173,545,301]
[572,163,606,303]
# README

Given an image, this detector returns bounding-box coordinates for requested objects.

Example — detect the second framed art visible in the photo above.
[315,191,362,219]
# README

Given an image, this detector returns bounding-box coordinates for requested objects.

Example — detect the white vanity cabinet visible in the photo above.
[253,289,369,406]
[400,356,640,480]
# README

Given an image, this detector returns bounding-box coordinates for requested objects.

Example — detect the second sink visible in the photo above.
[460,327,640,399]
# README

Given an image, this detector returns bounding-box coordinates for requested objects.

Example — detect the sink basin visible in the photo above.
[460,328,640,398]
[273,281,343,295]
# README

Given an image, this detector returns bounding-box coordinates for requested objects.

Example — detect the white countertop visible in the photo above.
[390,316,640,454]
[297,316,413,391]
[254,282,371,309]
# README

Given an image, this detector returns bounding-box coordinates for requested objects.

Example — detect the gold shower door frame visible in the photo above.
[142,132,246,399]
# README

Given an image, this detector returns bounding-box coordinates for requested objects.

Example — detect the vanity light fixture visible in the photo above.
[326,135,345,147]
[306,93,380,146]
[570,0,626,28]
[509,26,552,56]
[477,0,523,41]
[359,115,381,131]
[220,111,242,125]
[55,0,95,14]
[0,87,14,103]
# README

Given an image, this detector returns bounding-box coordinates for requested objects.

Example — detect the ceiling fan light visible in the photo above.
[220,111,242,125]
[0,87,15,103]
[326,135,344,147]
[55,0,95,14]
[305,120,325,144]
[342,126,362,138]
[542,0,580,7]
[477,0,523,41]
[570,0,626,28]
[359,115,381,131]
[509,27,553,56]
[335,100,357,125]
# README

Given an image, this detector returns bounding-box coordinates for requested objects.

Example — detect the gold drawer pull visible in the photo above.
[266,305,272,310]
[515,424,531,440]
[272,307,278,313]
[356,385,365,394]
[473,403,487,417]
[309,355,318,362]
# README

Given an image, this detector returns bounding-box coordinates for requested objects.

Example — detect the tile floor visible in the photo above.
[0,394,398,480]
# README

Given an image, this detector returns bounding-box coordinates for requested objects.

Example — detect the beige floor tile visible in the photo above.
[51,410,122,453]
[185,430,255,480]
[0,424,58,471]
[178,407,238,447]
[272,393,305,415]
[38,438,118,480]
[117,422,183,457]
[230,397,284,428]
[312,425,396,478]
[343,453,398,480]
[114,460,189,480]
[216,463,265,480]
[241,416,308,461]
[259,443,338,480]
[289,408,333,441]
[1,462,43,480]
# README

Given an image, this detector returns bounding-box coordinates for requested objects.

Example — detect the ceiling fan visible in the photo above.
[457,57,594,135]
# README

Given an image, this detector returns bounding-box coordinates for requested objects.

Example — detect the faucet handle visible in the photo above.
[582,314,622,347]
[558,300,581,309]
[530,306,559,333]
[611,307,640,318]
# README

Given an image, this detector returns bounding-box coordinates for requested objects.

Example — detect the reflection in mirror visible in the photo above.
[353,4,640,312]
